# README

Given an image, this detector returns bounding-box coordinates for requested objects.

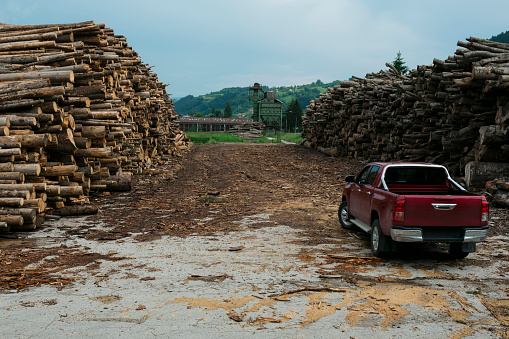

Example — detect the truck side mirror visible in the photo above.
[345,175,355,183]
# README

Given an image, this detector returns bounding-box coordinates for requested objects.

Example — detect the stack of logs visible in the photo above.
[228,122,264,140]
[486,177,509,207]
[302,37,509,188]
[0,21,189,232]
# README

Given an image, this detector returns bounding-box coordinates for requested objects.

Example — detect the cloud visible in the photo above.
[0,0,40,23]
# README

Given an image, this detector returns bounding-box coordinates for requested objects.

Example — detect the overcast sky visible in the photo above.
[1,0,508,97]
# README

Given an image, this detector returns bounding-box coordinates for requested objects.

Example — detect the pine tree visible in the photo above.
[211,106,216,117]
[224,100,233,118]
[284,98,303,132]
[391,51,409,75]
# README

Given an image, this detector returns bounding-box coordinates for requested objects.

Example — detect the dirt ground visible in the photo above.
[1,143,509,337]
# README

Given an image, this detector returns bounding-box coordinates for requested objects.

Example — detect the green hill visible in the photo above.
[490,31,509,44]
[174,80,341,117]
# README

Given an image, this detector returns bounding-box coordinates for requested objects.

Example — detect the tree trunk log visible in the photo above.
[0,134,49,147]
[0,190,31,199]
[13,163,41,176]
[0,197,24,207]
[0,86,65,102]
[55,204,98,216]
[0,70,73,83]
[0,214,23,227]
[106,174,132,192]
[465,161,509,188]
[41,164,77,177]
[75,147,112,158]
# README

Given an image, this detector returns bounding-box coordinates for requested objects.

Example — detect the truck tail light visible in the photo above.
[392,200,405,222]
[481,200,489,223]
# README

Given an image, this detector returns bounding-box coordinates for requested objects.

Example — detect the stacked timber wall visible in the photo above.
[0,21,189,231]
[302,37,509,188]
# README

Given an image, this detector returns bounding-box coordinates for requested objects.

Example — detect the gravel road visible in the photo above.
[1,143,508,338]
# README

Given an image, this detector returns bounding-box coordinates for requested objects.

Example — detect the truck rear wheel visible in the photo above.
[338,201,354,230]
[371,219,392,258]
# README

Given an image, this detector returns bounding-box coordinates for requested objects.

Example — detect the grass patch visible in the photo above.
[265,132,302,144]
[187,132,244,143]
[186,132,283,144]
[199,196,224,203]
[251,137,279,143]
[186,132,301,144]
[281,133,302,143]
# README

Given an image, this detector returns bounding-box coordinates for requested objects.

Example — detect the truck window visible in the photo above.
[356,166,371,184]
[385,166,447,185]
[366,166,380,185]
[356,166,380,186]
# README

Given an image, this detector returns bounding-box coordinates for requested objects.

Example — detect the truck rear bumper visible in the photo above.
[390,226,489,243]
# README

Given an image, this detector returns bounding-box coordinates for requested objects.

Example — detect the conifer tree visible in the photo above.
[224,100,233,118]
[391,51,409,75]
[284,98,303,132]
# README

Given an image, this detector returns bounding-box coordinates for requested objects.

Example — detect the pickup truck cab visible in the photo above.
[339,162,489,258]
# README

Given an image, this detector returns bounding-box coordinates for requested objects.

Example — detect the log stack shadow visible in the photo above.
[0,21,190,231]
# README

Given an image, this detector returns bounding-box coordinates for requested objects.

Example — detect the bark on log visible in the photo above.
[0,134,49,147]
[0,190,31,199]
[0,86,65,102]
[75,147,112,158]
[465,161,509,188]
[0,172,24,181]
[0,40,56,52]
[23,198,45,213]
[0,214,23,227]
[0,197,24,207]
[0,148,21,156]
[13,163,41,176]
[41,164,77,177]
[57,128,77,153]
[0,208,36,223]
[55,204,98,216]
[59,185,83,197]
[0,70,74,83]
[0,79,49,94]
[0,163,14,172]
[81,125,106,139]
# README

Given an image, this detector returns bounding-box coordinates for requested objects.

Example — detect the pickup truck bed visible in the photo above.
[339,163,489,258]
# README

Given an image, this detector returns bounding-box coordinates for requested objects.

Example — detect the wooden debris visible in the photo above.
[268,286,348,298]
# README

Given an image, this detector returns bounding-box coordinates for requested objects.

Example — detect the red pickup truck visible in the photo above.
[339,162,489,258]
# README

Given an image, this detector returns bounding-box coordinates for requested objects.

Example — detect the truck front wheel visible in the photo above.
[338,201,355,230]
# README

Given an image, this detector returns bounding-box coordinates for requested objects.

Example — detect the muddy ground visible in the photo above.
[1,143,508,338]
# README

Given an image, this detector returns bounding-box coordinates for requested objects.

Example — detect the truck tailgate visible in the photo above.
[403,195,483,227]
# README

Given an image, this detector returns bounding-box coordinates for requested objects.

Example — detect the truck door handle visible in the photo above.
[432,203,457,210]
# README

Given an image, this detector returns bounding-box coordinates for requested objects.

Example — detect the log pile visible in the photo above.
[0,21,190,231]
[485,177,509,207]
[228,122,264,140]
[302,37,509,188]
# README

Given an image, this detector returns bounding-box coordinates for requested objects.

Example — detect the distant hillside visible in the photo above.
[489,31,509,43]
[174,80,341,117]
